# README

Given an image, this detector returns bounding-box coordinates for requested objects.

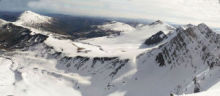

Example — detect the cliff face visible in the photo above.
[144,31,168,46]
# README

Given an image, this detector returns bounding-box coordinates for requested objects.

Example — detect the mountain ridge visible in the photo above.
[0,11,220,96]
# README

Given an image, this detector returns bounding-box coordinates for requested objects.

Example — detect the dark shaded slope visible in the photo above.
[0,23,48,50]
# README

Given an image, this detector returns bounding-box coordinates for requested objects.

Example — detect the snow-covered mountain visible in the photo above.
[97,21,135,32]
[1,11,220,96]
[14,11,71,35]
[16,11,53,26]
[71,21,136,39]
[14,11,136,38]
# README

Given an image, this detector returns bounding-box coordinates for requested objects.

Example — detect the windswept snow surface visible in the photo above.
[42,20,175,59]
[0,54,83,96]
[14,11,175,59]
[0,58,14,96]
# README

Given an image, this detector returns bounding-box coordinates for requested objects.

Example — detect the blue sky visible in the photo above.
[1,0,220,27]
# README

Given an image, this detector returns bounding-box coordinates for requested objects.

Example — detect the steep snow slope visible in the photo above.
[178,68,220,96]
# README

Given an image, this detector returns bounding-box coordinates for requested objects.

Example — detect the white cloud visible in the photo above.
[14,0,220,27]
[0,0,33,11]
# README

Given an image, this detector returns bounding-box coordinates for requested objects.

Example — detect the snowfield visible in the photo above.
[0,58,14,96]
[1,11,220,96]
[97,21,135,32]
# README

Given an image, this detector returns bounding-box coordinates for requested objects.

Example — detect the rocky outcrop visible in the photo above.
[151,23,220,68]
[149,20,163,26]
[56,56,129,77]
[144,31,168,46]
[29,44,130,78]
[0,23,48,50]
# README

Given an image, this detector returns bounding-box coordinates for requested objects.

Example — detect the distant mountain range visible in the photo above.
[0,11,152,38]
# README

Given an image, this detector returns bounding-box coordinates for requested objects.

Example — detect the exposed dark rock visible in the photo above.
[92,57,119,67]
[22,18,70,35]
[148,24,220,69]
[149,20,163,26]
[14,70,23,82]
[144,31,168,46]
[156,53,165,66]
[110,59,129,77]
[193,77,200,93]
[53,51,129,77]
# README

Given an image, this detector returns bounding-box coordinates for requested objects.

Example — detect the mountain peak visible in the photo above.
[149,20,164,25]
[16,10,53,25]
[198,23,210,31]
[23,10,37,14]
[20,10,44,19]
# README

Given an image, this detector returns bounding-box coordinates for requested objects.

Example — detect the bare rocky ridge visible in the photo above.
[153,23,220,68]
[144,31,168,46]
[135,23,220,95]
